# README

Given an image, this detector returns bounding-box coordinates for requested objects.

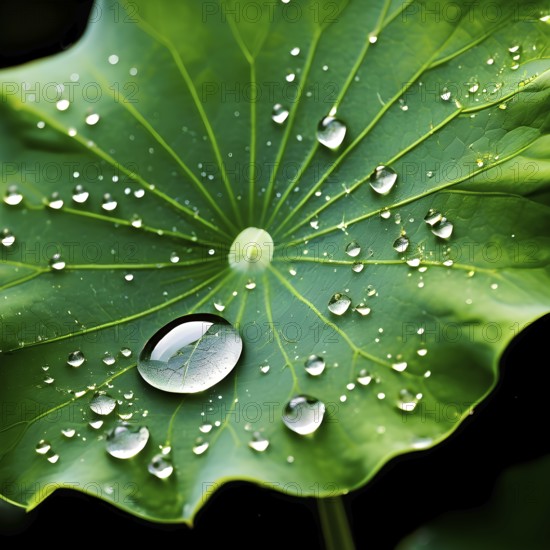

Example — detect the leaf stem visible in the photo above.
[317,497,356,550]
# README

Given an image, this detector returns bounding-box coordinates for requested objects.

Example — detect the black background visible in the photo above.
[1,2,549,547]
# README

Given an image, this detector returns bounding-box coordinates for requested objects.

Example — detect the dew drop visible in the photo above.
[108,54,119,65]
[213,300,225,312]
[47,192,64,209]
[440,88,451,101]
[345,241,361,257]
[67,350,85,367]
[120,348,132,358]
[72,184,89,203]
[327,293,351,315]
[272,103,289,124]
[304,354,325,376]
[393,235,409,253]
[148,453,174,479]
[397,389,419,412]
[406,257,421,267]
[130,214,142,228]
[43,375,55,385]
[380,208,391,219]
[102,353,116,366]
[89,392,117,416]
[316,116,347,150]
[1,229,15,248]
[290,46,300,56]
[137,314,243,394]
[392,362,408,372]
[47,452,60,464]
[199,422,213,434]
[192,438,209,455]
[89,419,104,430]
[249,432,270,452]
[106,424,149,459]
[352,262,364,273]
[424,209,442,226]
[4,185,23,206]
[56,99,70,111]
[245,279,256,290]
[282,395,325,435]
[431,217,454,239]
[356,369,372,385]
[369,165,397,195]
[35,440,51,454]
[85,113,100,126]
[260,364,270,374]
[101,193,117,211]
[61,428,76,438]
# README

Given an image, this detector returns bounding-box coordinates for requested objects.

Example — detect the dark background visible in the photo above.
[1,2,549,547]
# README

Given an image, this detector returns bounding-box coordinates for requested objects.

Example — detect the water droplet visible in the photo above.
[272,103,289,124]
[85,113,100,126]
[245,279,256,290]
[56,99,70,111]
[47,192,64,209]
[108,54,119,65]
[393,235,409,253]
[43,375,55,384]
[285,72,296,83]
[304,355,325,376]
[4,185,23,206]
[48,253,66,271]
[213,300,225,312]
[67,350,85,367]
[106,424,149,459]
[61,428,76,438]
[259,364,270,374]
[89,392,117,416]
[148,453,173,479]
[199,422,213,434]
[282,396,325,435]
[102,353,116,366]
[345,241,361,257]
[392,362,408,372]
[354,303,371,316]
[397,389,419,412]
[366,285,376,297]
[406,257,421,267]
[137,314,243,394]
[352,262,364,273]
[72,184,89,203]
[468,81,479,93]
[287,455,295,463]
[130,214,142,228]
[380,208,391,219]
[431,217,453,239]
[424,209,442,226]
[249,432,270,452]
[47,452,60,464]
[290,46,300,56]
[369,165,397,195]
[101,193,117,211]
[192,438,209,455]
[368,33,378,44]
[89,419,104,429]
[356,369,372,385]
[1,228,15,247]
[440,88,451,101]
[328,293,351,315]
[120,348,132,358]
[316,116,347,150]
[35,440,51,454]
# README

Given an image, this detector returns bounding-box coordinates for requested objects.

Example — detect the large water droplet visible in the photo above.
[328,293,351,315]
[4,185,23,206]
[35,440,51,454]
[393,235,410,253]
[304,355,326,376]
[106,424,150,459]
[137,314,243,394]
[282,396,325,435]
[249,432,270,452]
[431,217,453,239]
[272,103,289,124]
[67,350,85,367]
[148,453,174,479]
[345,241,361,257]
[72,184,89,203]
[369,165,397,195]
[89,392,117,416]
[1,228,15,247]
[316,116,347,150]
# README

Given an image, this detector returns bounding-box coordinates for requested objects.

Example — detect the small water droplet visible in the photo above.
[285,72,296,83]
[354,303,371,316]
[89,392,117,416]
[468,81,479,93]
[1,228,15,247]
[35,440,51,454]
[85,113,100,126]
[124,273,134,282]
[328,293,351,315]
[4,185,23,206]
[102,353,116,366]
[272,103,289,124]
[366,285,376,297]
[290,46,300,56]
[192,438,209,455]
[106,424,149,459]
[213,300,225,312]
[56,99,70,111]
[199,422,213,434]
[397,389,419,412]
[108,54,119,65]
[47,452,60,464]
[282,395,325,435]
[369,165,397,195]
[424,209,442,226]
[352,262,364,273]
[120,348,132,358]
[137,314,243,394]
[89,419,104,429]
[72,184,89,203]
[431,217,453,239]
[67,350,85,367]
[356,369,372,385]
[259,364,270,374]
[380,208,391,219]
[49,253,66,271]
[392,362,408,372]
[345,241,361,257]
[130,214,142,228]
[304,355,325,376]
[368,33,378,44]
[393,235,409,253]
[287,455,295,463]
[101,193,117,211]
[47,192,64,209]
[316,116,347,150]
[440,88,451,101]
[406,257,421,267]
[249,432,270,452]
[245,279,256,290]
[43,374,55,385]
[148,453,173,479]
[61,428,76,438]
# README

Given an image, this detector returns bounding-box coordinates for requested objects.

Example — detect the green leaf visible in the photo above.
[396,454,550,550]
[1,0,549,524]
